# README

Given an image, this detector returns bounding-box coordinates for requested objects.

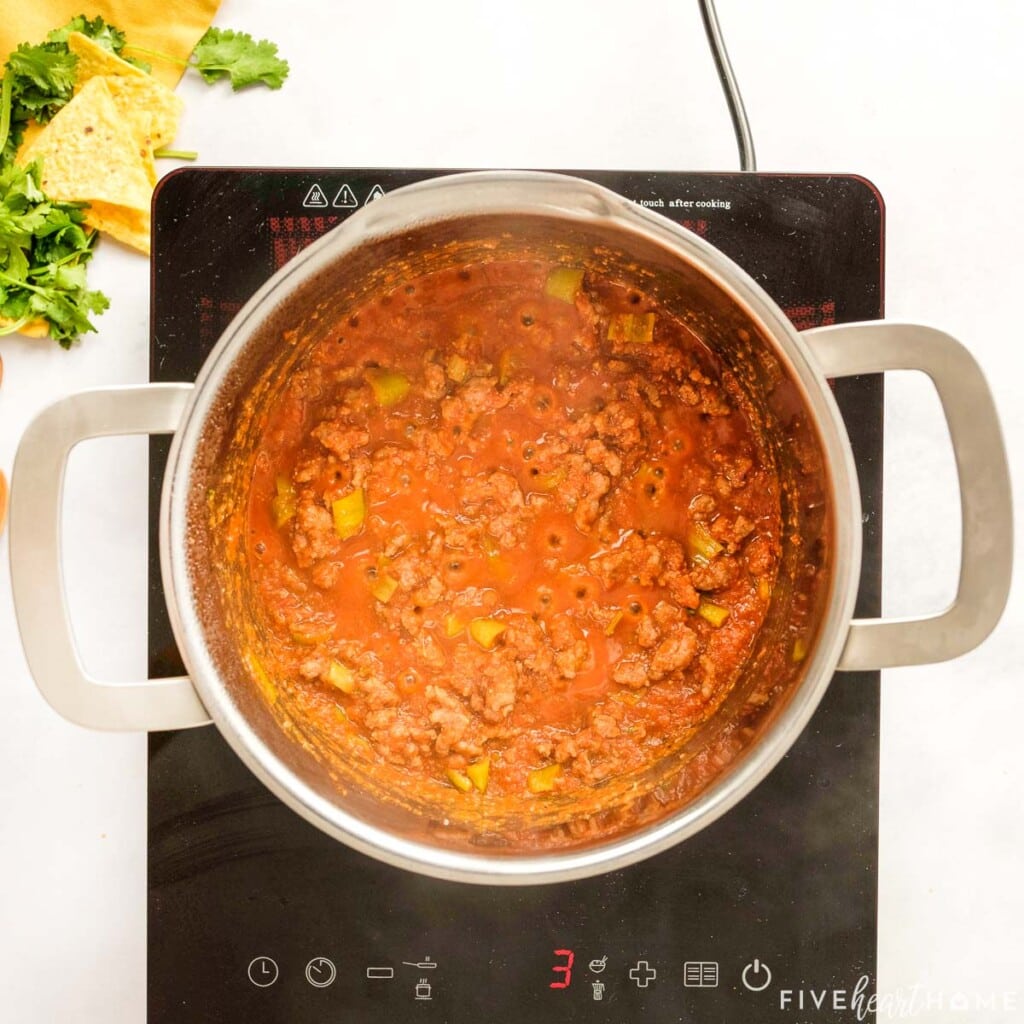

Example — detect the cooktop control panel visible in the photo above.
[237,944,873,1018]
[149,168,883,1023]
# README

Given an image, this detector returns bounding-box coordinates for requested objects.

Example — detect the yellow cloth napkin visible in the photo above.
[0,0,222,88]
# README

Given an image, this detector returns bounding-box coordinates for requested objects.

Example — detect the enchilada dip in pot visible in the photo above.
[242,257,783,844]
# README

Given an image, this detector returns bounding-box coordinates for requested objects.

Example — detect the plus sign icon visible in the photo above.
[629,960,657,988]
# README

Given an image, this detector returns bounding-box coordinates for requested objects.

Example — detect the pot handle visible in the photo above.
[9,384,211,730]
[801,322,1013,670]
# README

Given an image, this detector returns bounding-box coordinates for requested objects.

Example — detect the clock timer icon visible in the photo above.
[247,956,279,988]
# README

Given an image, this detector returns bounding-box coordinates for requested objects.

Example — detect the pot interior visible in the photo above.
[181,208,835,861]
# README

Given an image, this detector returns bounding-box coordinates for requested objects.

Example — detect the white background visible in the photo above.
[1,1,1021,1021]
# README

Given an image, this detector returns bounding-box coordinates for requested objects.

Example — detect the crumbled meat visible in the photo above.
[312,419,369,460]
[689,493,717,520]
[711,514,755,550]
[612,655,649,688]
[649,630,698,680]
[690,556,740,592]
[481,660,517,721]
[422,361,448,400]
[745,535,776,575]
[291,501,338,567]
[246,257,783,814]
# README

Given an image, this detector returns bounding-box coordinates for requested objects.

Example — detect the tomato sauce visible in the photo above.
[245,258,781,811]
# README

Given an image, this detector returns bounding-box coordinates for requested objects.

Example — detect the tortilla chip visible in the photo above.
[79,201,152,256]
[69,34,183,150]
[105,76,183,152]
[0,316,49,338]
[65,33,184,189]
[19,77,153,253]
[66,31,149,85]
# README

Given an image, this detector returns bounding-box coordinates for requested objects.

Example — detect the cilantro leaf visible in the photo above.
[0,160,108,347]
[191,28,289,90]
[5,42,78,123]
[45,14,150,71]
[47,15,127,54]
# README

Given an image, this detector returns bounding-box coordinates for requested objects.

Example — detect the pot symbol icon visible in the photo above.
[589,955,608,974]
[415,978,432,1000]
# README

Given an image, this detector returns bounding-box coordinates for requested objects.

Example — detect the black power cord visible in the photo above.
[698,0,757,171]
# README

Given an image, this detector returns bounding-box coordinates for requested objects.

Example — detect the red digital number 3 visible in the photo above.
[550,949,575,989]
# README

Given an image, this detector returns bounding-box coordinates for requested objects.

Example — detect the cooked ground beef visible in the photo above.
[246,258,781,808]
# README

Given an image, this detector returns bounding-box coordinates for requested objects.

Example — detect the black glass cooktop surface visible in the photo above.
[148,168,883,1024]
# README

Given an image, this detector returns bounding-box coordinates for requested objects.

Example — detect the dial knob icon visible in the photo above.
[305,956,337,988]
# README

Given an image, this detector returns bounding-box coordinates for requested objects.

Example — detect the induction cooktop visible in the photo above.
[148,168,883,1023]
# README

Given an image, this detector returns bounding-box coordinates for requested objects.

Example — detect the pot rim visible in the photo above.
[160,169,862,884]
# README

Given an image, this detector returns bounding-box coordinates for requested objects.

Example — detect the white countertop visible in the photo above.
[1,2,1021,1020]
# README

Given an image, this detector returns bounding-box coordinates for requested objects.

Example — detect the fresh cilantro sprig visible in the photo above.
[46,14,128,54]
[191,29,289,90]
[0,160,109,347]
[125,28,290,91]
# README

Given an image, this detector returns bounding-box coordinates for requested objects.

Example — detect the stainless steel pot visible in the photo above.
[9,171,1012,884]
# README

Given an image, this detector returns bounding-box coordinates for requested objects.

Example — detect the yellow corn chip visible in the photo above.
[69,34,183,149]
[79,201,152,255]
[66,31,149,85]
[19,77,153,254]
[66,32,184,189]
[105,76,183,152]
[0,316,49,338]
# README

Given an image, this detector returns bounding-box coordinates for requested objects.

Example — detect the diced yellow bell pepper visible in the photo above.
[466,757,490,793]
[792,637,808,663]
[446,768,473,793]
[469,617,507,650]
[604,609,624,636]
[527,763,562,793]
[607,312,656,344]
[534,466,567,491]
[326,660,356,693]
[332,488,366,539]
[364,367,411,406]
[444,614,466,638]
[289,622,334,645]
[498,349,520,386]
[545,266,584,303]
[446,353,469,383]
[697,598,730,628]
[686,522,724,564]
[271,475,296,527]
[371,574,399,604]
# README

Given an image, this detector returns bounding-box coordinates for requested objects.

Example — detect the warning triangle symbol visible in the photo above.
[365,183,386,204]
[302,183,329,208]
[333,184,358,208]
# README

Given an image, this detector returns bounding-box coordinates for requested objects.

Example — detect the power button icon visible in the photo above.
[741,958,772,992]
